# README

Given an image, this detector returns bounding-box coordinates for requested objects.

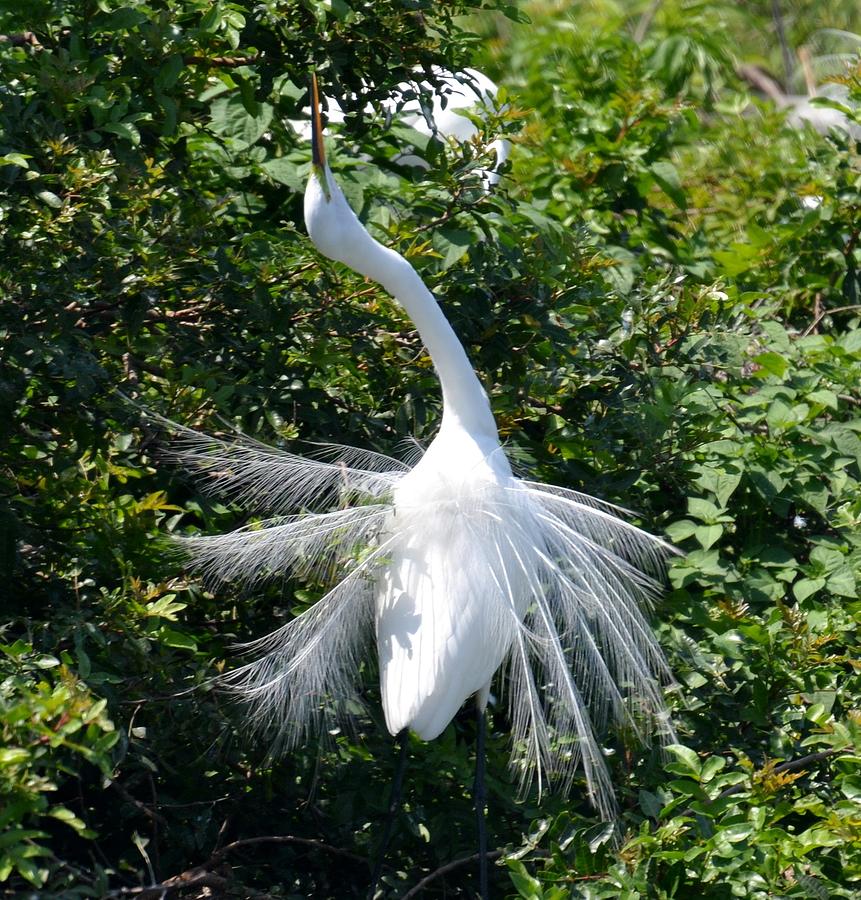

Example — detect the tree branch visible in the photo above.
[0,32,42,47]
[204,834,369,870]
[679,748,848,818]
[184,54,261,68]
[105,834,368,898]
[802,304,861,337]
[401,850,505,900]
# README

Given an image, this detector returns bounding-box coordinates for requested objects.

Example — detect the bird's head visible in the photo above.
[304,72,371,268]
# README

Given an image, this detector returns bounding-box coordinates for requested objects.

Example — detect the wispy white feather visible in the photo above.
[165,423,405,513]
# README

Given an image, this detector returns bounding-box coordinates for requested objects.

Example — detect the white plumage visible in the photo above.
[174,73,674,816]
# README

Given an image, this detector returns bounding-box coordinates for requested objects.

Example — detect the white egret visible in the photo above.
[173,72,674,895]
[737,31,861,141]
[289,67,510,188]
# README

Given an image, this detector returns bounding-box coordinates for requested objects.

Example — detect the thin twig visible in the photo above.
[679,748,847,817]
[205,834,369,869]
[401,850,505,900]
[736,63,786,104]
[771,0,794,88]
[802,304,861,337]
[106,870,237,899]
[633,0,662,44]
[105,835,367,898]
[184,54,261,68]
[147,773,161,881]
[110,779,168,828]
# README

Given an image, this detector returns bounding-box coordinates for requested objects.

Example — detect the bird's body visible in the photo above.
[377,424,524,739]
[175,74,674,817]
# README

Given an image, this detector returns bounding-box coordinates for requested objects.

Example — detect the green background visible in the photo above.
[1,1,861,896]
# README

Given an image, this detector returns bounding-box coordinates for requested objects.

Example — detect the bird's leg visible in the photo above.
[475,704,489,900]
[368,729,409,899]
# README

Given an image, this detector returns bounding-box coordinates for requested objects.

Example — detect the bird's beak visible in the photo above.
[310,72,327,172]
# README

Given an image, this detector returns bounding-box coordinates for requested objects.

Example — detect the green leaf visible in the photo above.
[146,596,188,621]
[687,497,723,522]
[694,523,723,549]
[720,822,753,843]
[840,775,861,801]
[506,860,543,898]
[793,577,825,602]
[752,351,787,378]
[0,748,30,765]
[649,160,686,208]
[34,655,60,668]
[0,153,30,168]
[49,807,88,832]
[101,121,141,146]
[827,567,857,598]
[666,744,702,777]
[748,468,786,501]
[700,756,725,783]
[0,830,48,852]
[695,467,742,508]
[35,190,62,208]
[157,628,198,651]
[209,96,274,150]
[260,157,303,191]
[155,54,184,92]
[433,227,473,271]
[665,519,697,542]
[807,388,838,410]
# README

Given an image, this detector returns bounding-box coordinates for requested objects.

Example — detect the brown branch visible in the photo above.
[204,834,368,870]
[108,871,238,899]
[524,396,564,415]
[632,0,663,44]
[106,834,365,898]
[184,54,261,68]
[410,185,487,236]
[678,748,847,818]
[125,353,168,379]
[802,304,861,337]
[109,779,168,828]
[736,63,786,104]
[772,748,845,774]
[401,850,505,900]
[0,32,42,48]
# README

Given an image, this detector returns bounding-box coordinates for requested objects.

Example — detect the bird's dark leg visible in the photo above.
[475,705,489,900]
[368,729,409,899]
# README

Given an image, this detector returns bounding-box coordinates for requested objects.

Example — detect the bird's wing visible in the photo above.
[520,480,677,581]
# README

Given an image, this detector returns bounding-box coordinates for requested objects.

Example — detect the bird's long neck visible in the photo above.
[372,244,497,437]
[321,179,498,439]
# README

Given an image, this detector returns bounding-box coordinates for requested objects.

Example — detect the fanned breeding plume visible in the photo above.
[172,425,675,816]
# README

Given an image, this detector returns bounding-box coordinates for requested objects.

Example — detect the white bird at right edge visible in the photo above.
[174,72,676,828]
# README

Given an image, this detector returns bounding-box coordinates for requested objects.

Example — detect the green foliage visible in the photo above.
[1,0,861,896]
[0,641,116,889]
